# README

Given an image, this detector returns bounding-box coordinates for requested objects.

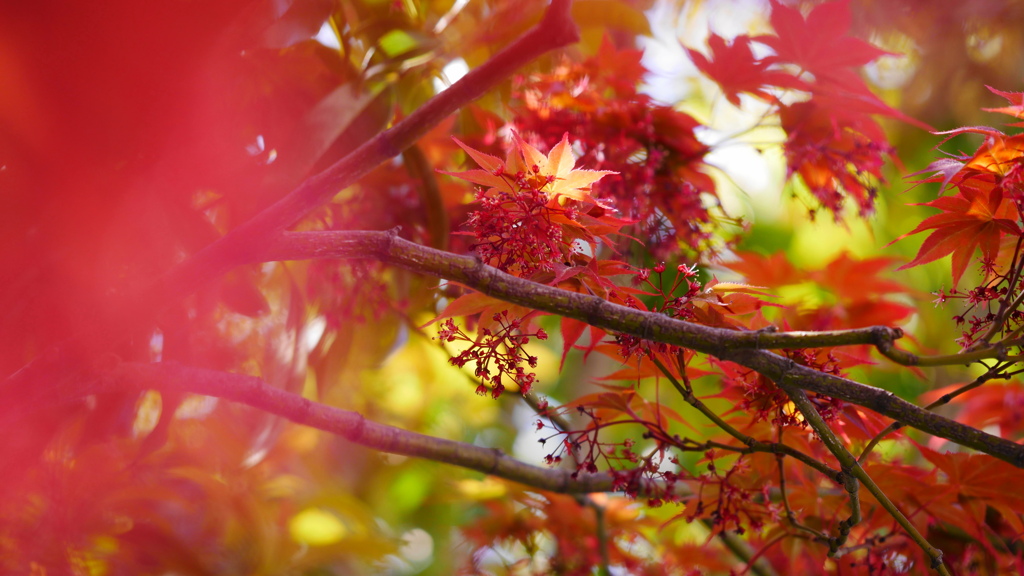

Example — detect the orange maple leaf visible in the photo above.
[896,181,1020,286]
[445,132,615,204]
[918,445,1024,538]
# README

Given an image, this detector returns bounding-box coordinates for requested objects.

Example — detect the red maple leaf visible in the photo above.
[779,99,891,217]
[810,253,913,303]
[982,85,1024,127]
[725,251,803,289]
[918,445,1024,540]
[686,33,808,107]
[756,0,888,91]
[911,124,1024,224]
[896,181,1021,287]
[585,36,647,98]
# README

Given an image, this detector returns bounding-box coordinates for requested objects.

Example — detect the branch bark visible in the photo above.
[99,362,665,496]
[264,230,1024,468]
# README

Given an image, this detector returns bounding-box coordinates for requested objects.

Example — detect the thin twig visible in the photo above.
[649,355,837,478]
[775,436,828,541]
[781,382,949,575]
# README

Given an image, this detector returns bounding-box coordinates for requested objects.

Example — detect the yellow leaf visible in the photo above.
[290,508,348,546]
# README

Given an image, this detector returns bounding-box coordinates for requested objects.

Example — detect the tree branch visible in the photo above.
[91,361,682,497]
[263,230,1024,468]
[781,384,949,575]
[272,231,904,350]
[858,363,1007,463]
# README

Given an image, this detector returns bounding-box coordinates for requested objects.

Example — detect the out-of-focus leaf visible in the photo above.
[117,523,216,576]
[262,0,335,48]
[290,507,349,546]
[431,291,506,322]
[686,33,808,107]
[387,466,434,514]
[379,28,420,57]
[571,0,651,37]
[308,85,395,175]
[299,83,388,177]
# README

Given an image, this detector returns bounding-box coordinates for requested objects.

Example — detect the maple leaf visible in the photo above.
[756,0,889,91]
[527,133,617,203]
[909,157,969,194]
[911,121,1024,280]
[918,446,1024,539]
[446,132,615,204]
[982,85,1024,127]
[724,251,914,360]
[444,132,619,276]
[686,33,808,107]
[896,181,1021,287]
[963,132,1024,182]
[511,44,720,257]
[725,251,803,289]
[585,36,647,98]
[780,100,892,217]
[809,253,914,304]
[443,138,516,194]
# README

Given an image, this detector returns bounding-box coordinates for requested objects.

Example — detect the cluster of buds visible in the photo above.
[463,177,571,277]
[933,282,1024,352]
[686,453,777,536]
[437,311,548,398]
[616,263,703,360]
[728,349,844,428]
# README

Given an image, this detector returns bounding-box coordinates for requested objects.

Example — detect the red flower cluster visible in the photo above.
[718,349,844,428]
[684,453,779,536]
[445,132,620,278]
[780,100,893,218]
[462,170,568,276]
[437,312,548,398]
[615,263,703,359]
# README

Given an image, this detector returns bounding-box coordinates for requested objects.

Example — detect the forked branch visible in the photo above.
[266,230,1024,468]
